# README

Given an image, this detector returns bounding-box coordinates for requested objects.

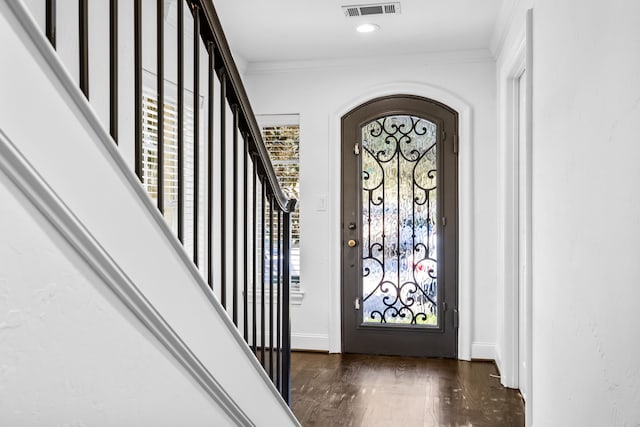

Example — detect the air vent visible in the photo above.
[342,2,401,18]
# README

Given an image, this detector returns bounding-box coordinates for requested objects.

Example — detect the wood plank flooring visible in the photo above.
[290,352,524,427]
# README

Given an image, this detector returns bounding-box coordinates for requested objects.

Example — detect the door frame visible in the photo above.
[497,8,533,417]
[328,82,473,360]
[340,95,459,358]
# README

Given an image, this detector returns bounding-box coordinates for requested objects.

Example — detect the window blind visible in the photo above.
[141,89,197,254]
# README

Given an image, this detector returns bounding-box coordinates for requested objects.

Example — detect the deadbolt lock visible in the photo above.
[347,239,358,247]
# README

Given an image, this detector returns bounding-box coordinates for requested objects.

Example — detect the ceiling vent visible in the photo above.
[342,2,401,18]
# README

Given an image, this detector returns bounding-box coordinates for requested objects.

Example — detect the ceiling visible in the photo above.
[212,0,505,64]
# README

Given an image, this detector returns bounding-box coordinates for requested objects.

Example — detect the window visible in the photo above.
[142,91,178,230]
[140,73,201,264]
[258,115,300,286]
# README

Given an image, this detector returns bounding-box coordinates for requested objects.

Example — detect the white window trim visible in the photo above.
[256,113,304,305]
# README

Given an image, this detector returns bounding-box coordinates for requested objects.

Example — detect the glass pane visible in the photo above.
[261,124,301,285]
[361,115,438,326]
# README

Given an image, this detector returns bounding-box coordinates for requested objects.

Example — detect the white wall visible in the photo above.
[242,54,499,358]
[0,1,297,424]
[0,169,234,426]
[531,0,640,425]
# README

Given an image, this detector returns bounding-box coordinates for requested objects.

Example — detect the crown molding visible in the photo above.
[490,0,534,60]
[245,49,495,75]
[490,0,517,58]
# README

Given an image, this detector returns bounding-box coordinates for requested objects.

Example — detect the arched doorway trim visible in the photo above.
[328,81,473,360]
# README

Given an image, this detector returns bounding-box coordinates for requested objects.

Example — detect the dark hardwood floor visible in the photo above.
[290,352,524,427]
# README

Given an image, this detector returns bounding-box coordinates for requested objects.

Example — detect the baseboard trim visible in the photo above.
[253,332,329,352]
[471,342,497,361]
[291,333,329,351]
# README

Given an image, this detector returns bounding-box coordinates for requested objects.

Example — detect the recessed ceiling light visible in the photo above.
[356,23,380,33]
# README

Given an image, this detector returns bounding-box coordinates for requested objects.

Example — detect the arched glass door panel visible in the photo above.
[361,115,439,327]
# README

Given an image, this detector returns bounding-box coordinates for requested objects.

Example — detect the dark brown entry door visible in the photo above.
[341,95,458,358]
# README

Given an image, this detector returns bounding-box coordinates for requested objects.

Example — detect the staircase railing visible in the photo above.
[41,0,295,403]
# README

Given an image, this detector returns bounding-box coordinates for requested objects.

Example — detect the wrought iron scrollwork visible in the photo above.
[361,115,438,326]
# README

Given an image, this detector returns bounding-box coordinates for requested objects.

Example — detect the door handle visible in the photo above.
[347,239,358,247]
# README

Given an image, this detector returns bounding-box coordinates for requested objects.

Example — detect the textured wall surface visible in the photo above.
[0,171,233,426]
[532,0,640,425]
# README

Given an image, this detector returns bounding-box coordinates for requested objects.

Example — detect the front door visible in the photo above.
[341,95,458,358]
